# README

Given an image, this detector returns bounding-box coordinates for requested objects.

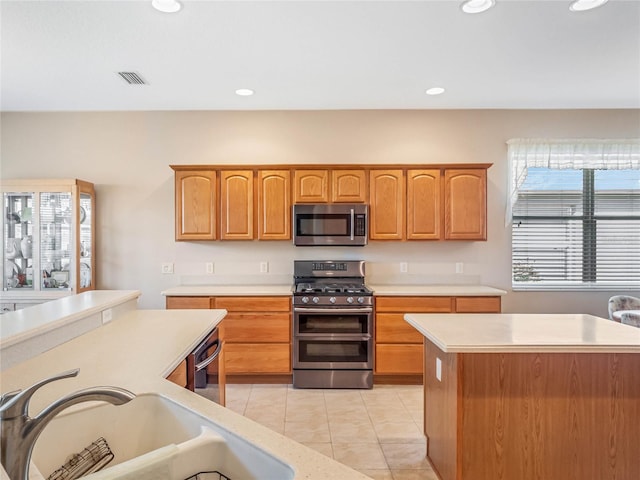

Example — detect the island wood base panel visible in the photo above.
[424,340,640,480]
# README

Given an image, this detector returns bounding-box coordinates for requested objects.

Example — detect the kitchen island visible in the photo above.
[404,313,640,480]
[0,299,370,479]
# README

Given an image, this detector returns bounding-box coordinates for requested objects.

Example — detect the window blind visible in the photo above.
[512,167,640,288]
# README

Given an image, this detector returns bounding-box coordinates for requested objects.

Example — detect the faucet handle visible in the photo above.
[0,368,80,419]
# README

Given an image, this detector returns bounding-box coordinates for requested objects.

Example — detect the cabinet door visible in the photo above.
[258,170,291,240]
[375,344,424,374]
[175,170,217,241]
[444,169,487,240]
[224,343,291,373]
[294,170,329,203]
[376,313,424,343]
[331,169,367,203]
[369,170,405,240]
[166,296,212,309]
[407,169,441,240]
[220,170,254,240]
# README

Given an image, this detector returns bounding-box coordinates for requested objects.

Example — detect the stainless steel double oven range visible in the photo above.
[292,260,374,389]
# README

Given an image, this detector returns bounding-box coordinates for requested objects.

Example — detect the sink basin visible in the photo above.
[31,393,294,480]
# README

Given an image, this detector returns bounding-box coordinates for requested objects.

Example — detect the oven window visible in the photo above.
[297,313,369,334]
[297,214,349,236]
[298,340,369,363]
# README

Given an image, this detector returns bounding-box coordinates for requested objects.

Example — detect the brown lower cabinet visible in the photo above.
[166,295,292,381]
[374,295,501,383]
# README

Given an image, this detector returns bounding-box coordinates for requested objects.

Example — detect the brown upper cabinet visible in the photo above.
[444,169,487,240]
[294,170,329,203]
[369,170,405,240]
[407,169,441,240]
[294,168,368,204]
[258,170,291,240]
[174,170,217,241]
[331,169,367,203]
[172,164,489,242]
[220,170,254,240]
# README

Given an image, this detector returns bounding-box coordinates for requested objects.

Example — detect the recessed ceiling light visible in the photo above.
[461,0,496,14]
[152,0,182,14]
[426,87,446,96]
[569,0,609,12]
[235,89,255,96]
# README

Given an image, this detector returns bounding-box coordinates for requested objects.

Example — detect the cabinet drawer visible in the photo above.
[455,296,501,313]
[224,343,291,373]
[222,313,290,342]
[213,296,290,312]
[166,296,212,309]
[375,296,453,313]
[166,359,187,387]
[376,344,424,374]
[376,313,423,343]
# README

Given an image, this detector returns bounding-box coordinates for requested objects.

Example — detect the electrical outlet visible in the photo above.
[400,262,408,273]
[455,262,464,274]
[102,308,113,324]
[161,262,174,274]
[436,357,442,382]
[260,261,269,273]
[205,262,214,274]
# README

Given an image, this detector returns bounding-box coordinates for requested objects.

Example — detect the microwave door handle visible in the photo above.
[350,208,355,241]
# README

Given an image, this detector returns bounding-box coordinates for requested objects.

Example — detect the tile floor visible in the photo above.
[224,384,438,480]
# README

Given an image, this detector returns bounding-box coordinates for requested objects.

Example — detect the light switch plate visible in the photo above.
[260,261,269,273]
[455,262,464,274]
[400,262,408,273]
[436,357,442,381]
[205,262,214,274]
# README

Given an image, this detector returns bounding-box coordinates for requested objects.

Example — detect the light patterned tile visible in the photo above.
[326,404,370,423]
[382,444,431,470]
[332,443,388,470]
[285,405,328,422]
[367,404,412,424]
[373,421,425,444]
[358,469,394,480]
[329,419,379,444]
[391,469,439,480]
[284,420,331,443]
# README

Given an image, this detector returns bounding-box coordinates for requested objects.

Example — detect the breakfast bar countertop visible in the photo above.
[0,307,370,480]
[404,312,640,353]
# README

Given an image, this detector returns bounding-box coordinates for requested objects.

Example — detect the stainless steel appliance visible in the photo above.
[191,328,224,404]
[292,260,374,388]
[293,204,368,246]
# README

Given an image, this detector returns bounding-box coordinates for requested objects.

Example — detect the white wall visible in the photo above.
[2,109,638,315]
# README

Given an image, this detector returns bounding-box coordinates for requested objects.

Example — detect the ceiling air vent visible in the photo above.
[117,71,147,85]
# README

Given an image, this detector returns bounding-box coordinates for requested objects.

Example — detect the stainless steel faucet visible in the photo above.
[0,368,135,480]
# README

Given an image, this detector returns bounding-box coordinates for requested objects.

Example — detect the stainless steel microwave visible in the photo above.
[293,204,368,246]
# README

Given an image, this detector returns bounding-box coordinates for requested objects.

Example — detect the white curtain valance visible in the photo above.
[505,138,640,226]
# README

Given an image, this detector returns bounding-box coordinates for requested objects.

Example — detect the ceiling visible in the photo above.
[2,0,639,112]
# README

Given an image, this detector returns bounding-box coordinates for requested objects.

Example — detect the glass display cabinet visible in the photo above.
[1,179,95,311]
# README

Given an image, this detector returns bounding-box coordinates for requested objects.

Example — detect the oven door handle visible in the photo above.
[195,339,222,372]
[294,307,373,314]
[295,334,372,341]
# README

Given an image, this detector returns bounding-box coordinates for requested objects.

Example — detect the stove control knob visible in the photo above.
[312,296,320,304]
[346,297,354,304]
[357,297,365,304]
[329,297,337,304]
[301,296,309,304]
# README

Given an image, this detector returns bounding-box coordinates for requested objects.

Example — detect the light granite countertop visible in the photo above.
[162,284,506,297]
[369,285,506,296]
[162,285,293,296]
[0,308,369,480]
[405,313,640,353]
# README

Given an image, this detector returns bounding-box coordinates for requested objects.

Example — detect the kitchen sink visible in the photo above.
[30,393,294,480]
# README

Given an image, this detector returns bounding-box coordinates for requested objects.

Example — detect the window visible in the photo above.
[507,139,640,290]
